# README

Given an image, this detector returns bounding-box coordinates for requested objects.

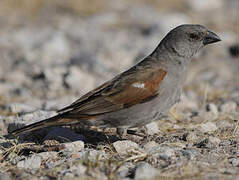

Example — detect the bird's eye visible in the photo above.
[189,33,199,41]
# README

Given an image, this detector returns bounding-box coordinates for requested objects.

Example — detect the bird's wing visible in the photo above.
[58,63,167,116]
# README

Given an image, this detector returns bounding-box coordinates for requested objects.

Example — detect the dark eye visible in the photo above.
[189,33,199,41]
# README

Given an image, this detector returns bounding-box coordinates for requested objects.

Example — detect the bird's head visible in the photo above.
[159,24,221,59]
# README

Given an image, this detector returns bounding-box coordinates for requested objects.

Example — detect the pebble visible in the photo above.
[208,136,221,145]
[199,122,218,133]
[62,140,84,152]
[230,158,239,167]
[113,140,140,155]
[17,155,42,169]
[0,173,11,180]
[8,102,37,113]
[148,146,176,160]
[204,103,219,121]
[134,162,159,180]
[143,141,159,151]
[220,101,237,113]
[186,132,200,143]
[37,151,58,160]
[144,122,160,135]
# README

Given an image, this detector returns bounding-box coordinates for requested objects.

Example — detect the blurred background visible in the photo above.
[0,0,239,132]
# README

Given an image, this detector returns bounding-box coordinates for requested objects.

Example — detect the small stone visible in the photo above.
[134,162,159,180]
[8,103,37,113]
[220,101,237,113]
[70,164,87,176]
[229,158,239,167]
[17,110,57,125]
[143,141,159,151]
[148,146,176,160]
[186,132,199,142]
[145,122,159,135]
[116,162,134,178]
[79,149,107,162]
[200,122,218,133]
[204,103,219,121]
[17,155,42,169]
[208,136,221,145]
[181,149,200,160]
[37,151,58,160]
[65,66,96,94]
[0,172,11,180]
[63,140,84,152]
[113,140,140,155]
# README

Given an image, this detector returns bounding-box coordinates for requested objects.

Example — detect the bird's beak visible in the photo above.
[203,31,221,45]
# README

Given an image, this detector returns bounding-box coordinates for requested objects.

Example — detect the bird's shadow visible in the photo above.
[5,123,120,147]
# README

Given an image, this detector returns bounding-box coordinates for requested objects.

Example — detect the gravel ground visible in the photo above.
[0,0,239,179]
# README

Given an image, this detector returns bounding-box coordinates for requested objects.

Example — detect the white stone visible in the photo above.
[135,162,159,180]
[200,122,218,133]
[17,155,42,169]
[220,101,237,113]
[113,140,140,155]
[145,122,159,135]
[143,141,159,151]
[63,140,84,152]
[208,136,221,145]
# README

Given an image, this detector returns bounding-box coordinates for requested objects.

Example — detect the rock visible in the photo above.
[230,158,239,167]
[42,32,70,65]
[16,110,57,125]
[43,127,85,142]
[181,149,200,160]
[17,155,42,169]
[113,140,140,155]
[0,172,11,180]
[8,102,37,113]
[208,136,221,145]
[116,162,135,178]
[144,122,159,135]
[37,151,58,160]
[199,122,218,133]
[65,66,96,94]
[147,146,176,160]
[67,164,87,176]
[204,103,219,121]
[134,162,159,180]
[143,141,159,151]
[63,140,84,152]
[229,43,239,57]
[186,132,200,143]
[220,101,237,113]
[187,0,224,11]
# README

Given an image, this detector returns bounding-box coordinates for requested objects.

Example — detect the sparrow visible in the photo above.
[10,24,221,137]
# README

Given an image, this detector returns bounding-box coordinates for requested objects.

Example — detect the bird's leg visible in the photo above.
[127,129,146,137]
[116,127,146,138]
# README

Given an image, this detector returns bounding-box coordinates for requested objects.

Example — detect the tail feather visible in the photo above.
[10,114,76,136]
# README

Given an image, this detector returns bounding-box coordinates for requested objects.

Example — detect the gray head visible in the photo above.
[154,24,221,60]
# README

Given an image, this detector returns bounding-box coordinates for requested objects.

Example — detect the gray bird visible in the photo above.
[11,24,221,137]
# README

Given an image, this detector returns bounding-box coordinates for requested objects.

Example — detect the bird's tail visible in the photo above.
[10,114,77,136]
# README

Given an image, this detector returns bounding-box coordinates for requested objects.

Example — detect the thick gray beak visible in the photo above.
[203,31,221,45]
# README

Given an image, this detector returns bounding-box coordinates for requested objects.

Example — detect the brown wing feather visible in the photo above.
[58,62,167,116]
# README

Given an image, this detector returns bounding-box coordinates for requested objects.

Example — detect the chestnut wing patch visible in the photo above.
[58,68,167,115]
[107,68,167,108]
